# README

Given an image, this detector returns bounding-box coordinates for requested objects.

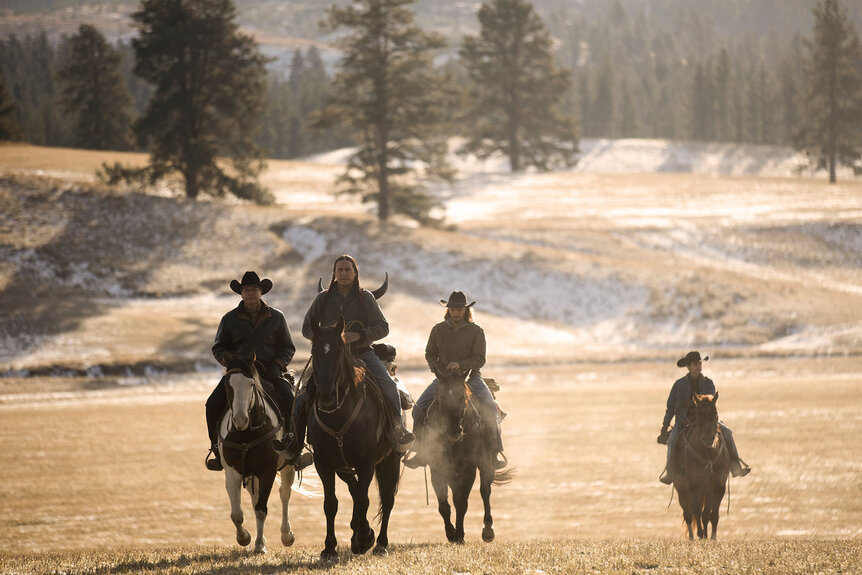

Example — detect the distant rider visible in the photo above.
[658,351,751,484]
[204,271,297,471]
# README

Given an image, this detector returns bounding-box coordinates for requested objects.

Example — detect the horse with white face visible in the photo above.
[218,354,296,553]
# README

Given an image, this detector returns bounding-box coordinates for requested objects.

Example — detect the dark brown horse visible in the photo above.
[307,316,402,561]
[425,369,512,544]
[674,392,729,540]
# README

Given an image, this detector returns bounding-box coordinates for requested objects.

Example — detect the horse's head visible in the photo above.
[311,316,363,411]
[434,368,471,443]
[224,353,261,431]
[692,391,720,447]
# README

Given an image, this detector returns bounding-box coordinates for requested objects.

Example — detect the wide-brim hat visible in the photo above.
[677,350,709,368]
[440,290,475,308]
[230,271,272,295]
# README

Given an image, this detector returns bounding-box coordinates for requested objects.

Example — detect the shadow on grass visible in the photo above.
[97,544,444,574]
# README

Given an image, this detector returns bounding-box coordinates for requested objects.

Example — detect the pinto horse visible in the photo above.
[217,354,296,553]
[307,317,402,561]
[425,369,512,544]
[674,392,729,540]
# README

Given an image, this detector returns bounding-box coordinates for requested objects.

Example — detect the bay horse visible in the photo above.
[217,354,296,553]
[307,316,402,561]
[674,392,729,540]
[425,369,513,544]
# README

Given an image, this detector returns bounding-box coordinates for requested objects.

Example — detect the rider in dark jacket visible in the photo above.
[204,271,296,471]
[658,351,751,484]
[273,255,414,467]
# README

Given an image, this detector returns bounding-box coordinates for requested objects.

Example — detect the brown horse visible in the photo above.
[674,392,729,540]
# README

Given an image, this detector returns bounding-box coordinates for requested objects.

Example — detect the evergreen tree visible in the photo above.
[459,0,578,172]
[315,0,451,224]
[57,24,133,150]
[714,48,731,141]
[796,0,862,182]
[109,0,271,202]
[0,70,21,141]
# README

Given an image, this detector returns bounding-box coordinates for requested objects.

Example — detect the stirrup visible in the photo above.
[659,467,674,485]
[205,448,223,472]
[403,450,425,469]
[731,458,751,478]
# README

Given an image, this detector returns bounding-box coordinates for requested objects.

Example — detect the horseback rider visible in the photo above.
[658,351,751,484]
[273,255,415,466]
[204,271,298,471]
[404,291,507,470]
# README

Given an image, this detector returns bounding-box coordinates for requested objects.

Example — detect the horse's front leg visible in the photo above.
[279,465,296,546]
[452,468,477,544]
[430,466,456,542]
[318,468,339,562]
[249,468,277,554]
[225,467,251,547]
[479,463,495,542]
[346,466,376,555]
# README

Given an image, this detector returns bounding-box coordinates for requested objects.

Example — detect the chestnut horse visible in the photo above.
[674,392,729,540]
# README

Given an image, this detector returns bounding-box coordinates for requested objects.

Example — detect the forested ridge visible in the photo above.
[0,0,860,159]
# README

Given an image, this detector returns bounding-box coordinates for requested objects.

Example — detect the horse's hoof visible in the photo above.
[254,544,267,554]
[351,527,375,555]
[482,525,495,542]
[237,530,251,547]
[281,530,295,547]
[320,549,338,562]
[372,544,389,556]
[445,525,457,542]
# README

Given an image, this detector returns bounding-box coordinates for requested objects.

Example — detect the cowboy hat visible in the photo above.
[677,350,709,368]
[230,271,273,295]
[439,291,475,308]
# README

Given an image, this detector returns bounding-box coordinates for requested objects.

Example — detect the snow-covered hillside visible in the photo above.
[0,140,860,376]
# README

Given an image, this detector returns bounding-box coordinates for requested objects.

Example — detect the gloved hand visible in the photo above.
[657,426,671,445]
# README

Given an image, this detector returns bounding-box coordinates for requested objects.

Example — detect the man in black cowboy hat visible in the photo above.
[204,271,298,471]
[273,255,414,466]
[657,350,751,484]
[405,291,507,470]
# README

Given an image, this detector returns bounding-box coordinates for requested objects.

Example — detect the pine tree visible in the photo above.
[110,0,271,202]
[0,70,21,141]
[459,0,578,172]
[315,0,451,224]
[796,0,862,182]
[57,24,133,151]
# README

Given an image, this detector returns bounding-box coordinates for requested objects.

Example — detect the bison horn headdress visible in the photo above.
[318,272,388,300]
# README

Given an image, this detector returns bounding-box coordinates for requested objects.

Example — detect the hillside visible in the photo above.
[1,140,860,377]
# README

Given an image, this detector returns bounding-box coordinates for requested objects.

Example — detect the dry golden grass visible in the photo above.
[1,359,860,573]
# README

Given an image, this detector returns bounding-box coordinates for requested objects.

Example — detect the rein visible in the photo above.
[686,425,727,473]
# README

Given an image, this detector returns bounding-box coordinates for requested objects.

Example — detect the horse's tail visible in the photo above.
[492,466,516,486]
[375,451,402,519]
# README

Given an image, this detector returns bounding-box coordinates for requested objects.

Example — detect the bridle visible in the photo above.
[312,333,367,473]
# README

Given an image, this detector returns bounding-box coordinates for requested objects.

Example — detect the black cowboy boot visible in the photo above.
[392,423,415,454]
[273,389,312,470]
[403,426,426,469]
[205,381,226,471]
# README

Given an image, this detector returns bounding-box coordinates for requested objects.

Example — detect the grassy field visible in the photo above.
[1,359,860,573]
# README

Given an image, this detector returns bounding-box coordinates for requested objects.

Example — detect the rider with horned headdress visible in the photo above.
[204,271,297,471]
[405,291,507,470]
[658,350,751,484]
[273,254,415,466]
